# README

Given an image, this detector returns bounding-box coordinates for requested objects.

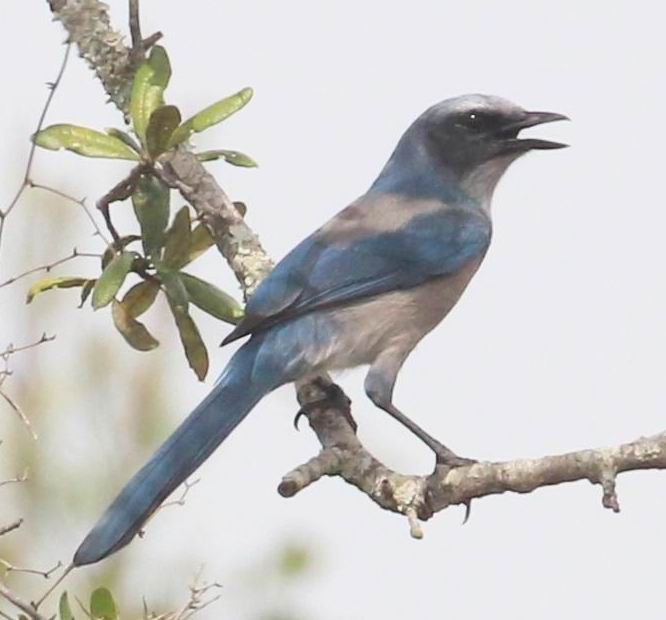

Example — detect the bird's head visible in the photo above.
[371,94,568,206]
[419,94,568,175]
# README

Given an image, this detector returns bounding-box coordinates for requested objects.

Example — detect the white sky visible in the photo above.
[2,1,666,619]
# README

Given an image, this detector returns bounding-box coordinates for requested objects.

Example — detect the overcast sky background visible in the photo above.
[2,2,666,619]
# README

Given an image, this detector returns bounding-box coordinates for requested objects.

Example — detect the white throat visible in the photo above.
[459,154,520,213]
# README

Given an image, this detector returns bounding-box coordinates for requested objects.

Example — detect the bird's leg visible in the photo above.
[365,356,475,468]
[378,401,475,468]
[294,377,357,433]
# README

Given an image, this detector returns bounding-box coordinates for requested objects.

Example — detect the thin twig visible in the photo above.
[0,608,15,620]
[0,44,71,258]
[0,334,55,358]
[0,559,62,579]
[0,469,29,489]
[0,249,100,289]
[28,182,109,243]
[158,478,200,510]
[0,391,37,439]
[96,165,145,245]
[0,519,23,537]
[128,0,143,54]
[0,335,55,439]
[0,582,50,620]
[32,562,74,611]
[138,478,201,538]
[172,570,223,620]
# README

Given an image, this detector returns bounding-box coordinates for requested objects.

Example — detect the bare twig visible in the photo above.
[128,0,143,55]
[158,478,200,510]
[32,562,74,610]
[0,519,23,537]
[172,570,223,620]
[0,559,62,579]
[138,478,200,539]
[0,334,55,358]
[96,165,145,245]
[0,582,50,620]
[0,335,55,438]
[0,469,29,489]
[0,248,100,289]
[0,44,70,259]
[28,182,109,243]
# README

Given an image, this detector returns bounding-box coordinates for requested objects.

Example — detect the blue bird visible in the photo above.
[74,94,567,566]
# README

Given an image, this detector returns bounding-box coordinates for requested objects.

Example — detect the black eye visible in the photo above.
[455,111,490,132]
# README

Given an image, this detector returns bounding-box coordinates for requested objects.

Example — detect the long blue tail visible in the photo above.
[73,337,277,566]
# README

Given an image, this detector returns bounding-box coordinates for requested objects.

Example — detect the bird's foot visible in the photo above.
[432,442,477,469]
[293,379,356,433]
[430,445,476,524]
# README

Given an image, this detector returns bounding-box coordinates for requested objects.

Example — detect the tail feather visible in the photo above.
[73,339,275,566]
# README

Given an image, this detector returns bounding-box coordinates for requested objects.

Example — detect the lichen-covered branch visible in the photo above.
[281,389,666,536]
[46,0,666,543]
[48,0,135,112]
[160,149,274,299]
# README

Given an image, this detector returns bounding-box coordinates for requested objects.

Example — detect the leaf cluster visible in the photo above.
[29,47,254,380]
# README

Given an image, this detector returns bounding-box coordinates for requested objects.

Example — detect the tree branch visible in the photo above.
[46,0,666,542]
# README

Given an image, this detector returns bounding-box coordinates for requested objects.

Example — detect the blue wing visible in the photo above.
[223,203,491,344]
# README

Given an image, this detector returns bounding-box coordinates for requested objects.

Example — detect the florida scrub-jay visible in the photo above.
[74,94,567,566]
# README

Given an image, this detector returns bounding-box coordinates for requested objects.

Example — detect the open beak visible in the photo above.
[500,111,569,151]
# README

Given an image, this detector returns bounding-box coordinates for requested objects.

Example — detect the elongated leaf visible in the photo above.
[186,224,215,264]
[146,105,182,159]
[59,592,74,620]
[79,279,96,308]
[160,271,189,310]
[167,299,209,380]
[26,276,87,303]
[105,128,141,153]
[90,587,118,620]
[161,206,192,270]
[112,300,159,351]
[196,149,257,167]
[129,45,172,143]
[121,280,160,317]
[169,87,253,147]
[181,273,243,324]
[34,125,140,160]
[92,252,135,309]
[132,173,170,258]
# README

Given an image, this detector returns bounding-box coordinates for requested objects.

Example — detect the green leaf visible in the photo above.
[79,279,96,308]
[185,224,215,264]
[105,128,141,153]
[121,280,160,317]
[169,87,253,147]
[26,276,88,303]
[161,206,192,270]
[132,173,170,258]
[59,592,74,620]
[167,299,209,380]
[92,252,135,309]
[196,149,257,167]
[112,300,159,351]
[181,273,243,324]
[146,105,182,159]
[90,587,118,620]
[129,45,172,144]
[160,271,189,310]
[33,125,140,160]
